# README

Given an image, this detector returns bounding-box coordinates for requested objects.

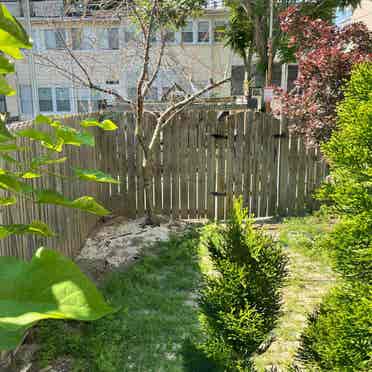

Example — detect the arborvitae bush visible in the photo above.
[198,198,288,370]
[318,62,372,215]
[320,212,372,283]
[298,283,372,371]
[298,63,372,370]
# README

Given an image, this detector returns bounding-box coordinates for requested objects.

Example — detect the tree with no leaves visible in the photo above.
[33,0,231,224]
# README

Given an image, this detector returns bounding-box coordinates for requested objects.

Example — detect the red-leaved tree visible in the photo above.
[276,6,372,145]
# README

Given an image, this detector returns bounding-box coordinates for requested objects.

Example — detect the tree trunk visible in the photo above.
[243,47,253,99]
[141,151,154,225]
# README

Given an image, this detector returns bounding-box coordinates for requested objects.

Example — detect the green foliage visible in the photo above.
[73,168,119,184]
[35,191,110,216]
[0,247,115,350]
[0,221,54,239]
[319,212,372,282]
[298,283,372,371]
[0,3,117,353]
[224,2,254,60]
[198,198,288,370]
[0,4,32,59]
[81,118,118,131]
[0,3,31,96]
[297,63,372,370]
[319,62,372,215]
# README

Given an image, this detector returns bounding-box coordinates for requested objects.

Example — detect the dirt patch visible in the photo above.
[76,216,186,281]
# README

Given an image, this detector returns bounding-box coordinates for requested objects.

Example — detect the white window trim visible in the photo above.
[39,86,73,115]
[181,20,195,44]
[196,19,212,44]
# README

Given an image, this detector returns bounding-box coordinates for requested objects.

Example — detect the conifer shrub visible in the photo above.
[298,283,372,371]
[198,198,288,370]
[297,63,372,370]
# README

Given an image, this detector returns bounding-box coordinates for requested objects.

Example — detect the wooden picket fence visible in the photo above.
[0,107,327,258]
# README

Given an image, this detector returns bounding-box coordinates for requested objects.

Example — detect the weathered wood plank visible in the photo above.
[206,111,217,220]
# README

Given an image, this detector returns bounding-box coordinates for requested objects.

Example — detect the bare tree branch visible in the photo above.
[146,29,166,92]
[148,76,231,152]
[160,76,232,129]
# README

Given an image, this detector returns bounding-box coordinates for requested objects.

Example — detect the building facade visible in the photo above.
[4,0,234,121]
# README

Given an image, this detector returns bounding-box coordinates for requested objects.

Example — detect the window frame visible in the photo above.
[181,21,194,43]
[55,87,72,113]
[197,20,210,44]
[38,87,54,113]
[38,87,72,114]
[98,27,119,50]
[71,27,95,50]
[213,20,227,43]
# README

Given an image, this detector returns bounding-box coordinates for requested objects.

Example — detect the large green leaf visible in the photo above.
[0,196,16,206]
[0,247,115,350]
[0,143,25,152]
[73,168,119,184]
[70,196,110,216]
[17,128,55,146]
[0,55,14,74]
[0,120,14,143]
[30,155,68,169]
[21,172,41,179]
[0,221,54,239]
[0,4,32,59]
[34,114,52,126]
[0,75,15,96]
[0,171,33,193]
[81,118,118,131]
[56,126,95,147]
[16,128,64,152]
[36,190,110,216]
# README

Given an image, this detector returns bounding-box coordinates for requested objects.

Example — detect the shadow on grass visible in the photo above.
[181,338,223,372]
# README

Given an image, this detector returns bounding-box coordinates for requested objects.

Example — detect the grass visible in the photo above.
[254,211,339,371]
[34,211,338,371]
[35,227,209,372]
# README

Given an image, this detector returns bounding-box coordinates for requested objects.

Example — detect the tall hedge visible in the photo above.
[298,62,372,370]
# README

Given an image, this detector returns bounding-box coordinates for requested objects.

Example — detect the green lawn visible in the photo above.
[34,213,338,371]
[254,212,338,370]
[36,228,208,372]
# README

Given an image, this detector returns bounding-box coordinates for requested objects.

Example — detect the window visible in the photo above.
[99,28,119,49]
[38,88,53,112]
[198,21,210,43]
[128,87,137,99]
[19,85,33,115]
[182,21,193,43]
[72,28,94,50]
[145,87,158,101]
[0,95,7,113]
[214,20,226,42]
[91,90,103,111]
[76,88,90,113]
[44,29,66,49]
[55,87,71,112]
[165,29,175,43]
[124,25,136,43]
